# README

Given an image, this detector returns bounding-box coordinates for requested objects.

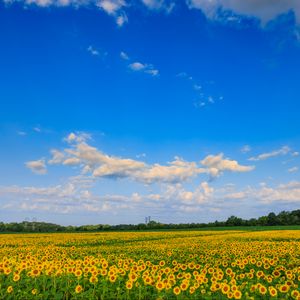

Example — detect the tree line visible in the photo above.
[0,209,300,233]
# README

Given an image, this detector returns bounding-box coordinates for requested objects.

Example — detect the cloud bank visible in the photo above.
[186,0,300,25]
[3,0,300,28]
[41,132,254,184]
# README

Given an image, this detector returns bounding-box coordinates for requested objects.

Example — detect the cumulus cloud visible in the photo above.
[63,157,82,166]
[62,142,203,183]
[249,146,291,161]
[64,132,91,144]
[186,0,300,25]
[95,0,128,26]
[167,181,214,204]
[25,159,47,175]
[48,149,65,165]
[221,180,300,204]
[0,177,118,214]
[128,61,159,76]
[25,132,254,186]
[254,181,300,203]
[201,153,254,177]
[136,157,206,183]
[93,158,146,178]
[65,142,146,177]
[129,62,145,71]
[97,0,125,14]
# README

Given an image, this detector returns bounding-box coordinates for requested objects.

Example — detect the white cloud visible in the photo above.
[59,137,253,183]
[0,174,141,215]
[221,180,300,204]
[48,149,65,165]
[254,181,300,203]
[63,157,82,166]
[176,72,191,79]
[142,0,162,9]
[4,0,128,26]
[66,142,204,183]
[97,0,125,14]
[26,132,254,186]
[93,157,146,178]
[128,61,159,76]
[223,191,246,200]
[201,153,254,177]
[249,146,291,161]
[288,166,299,173]
[201,181,214,195]
[129,62,146,71]
[95,0,128,26]
[25,159,47,175]
[186,0,300,25]
[33,126,41,132]
[241,145,251,153]
[145,69,159,76]
[116,13,128,26]
[120,51,129,60]
[3,177,300,217]
[136,157,206,183]
[4,0,300,31]
[64,132,91,144]
[141,0,175,12]
[157,181,214,205]
[17,131,27,136]
[87,45,100,56]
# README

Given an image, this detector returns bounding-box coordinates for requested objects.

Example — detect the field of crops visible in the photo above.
[1,230,300,299]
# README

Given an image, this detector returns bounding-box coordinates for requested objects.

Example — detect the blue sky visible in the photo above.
[0,0,300,225]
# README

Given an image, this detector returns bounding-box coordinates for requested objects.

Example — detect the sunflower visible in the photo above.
[279,284,289,293]
[173,286,181,295]
[13,274,20,282]
[269,287,278,297]
[109,274,117,283]
[126,281,133,290]
[259,285,267,295]
[221,284,230,294]
[156,281,165,291]
[75,285,83,294]
[89,276,98,284]
[32,289,38,295]
[233,290,242,299]
[74,269,82,277]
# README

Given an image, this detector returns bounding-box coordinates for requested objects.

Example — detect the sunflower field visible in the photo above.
[1,230,300,299]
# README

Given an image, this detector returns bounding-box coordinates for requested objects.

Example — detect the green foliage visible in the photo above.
[1,209,300,233]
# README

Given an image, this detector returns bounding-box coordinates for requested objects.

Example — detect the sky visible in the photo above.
[0,0,300,225]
